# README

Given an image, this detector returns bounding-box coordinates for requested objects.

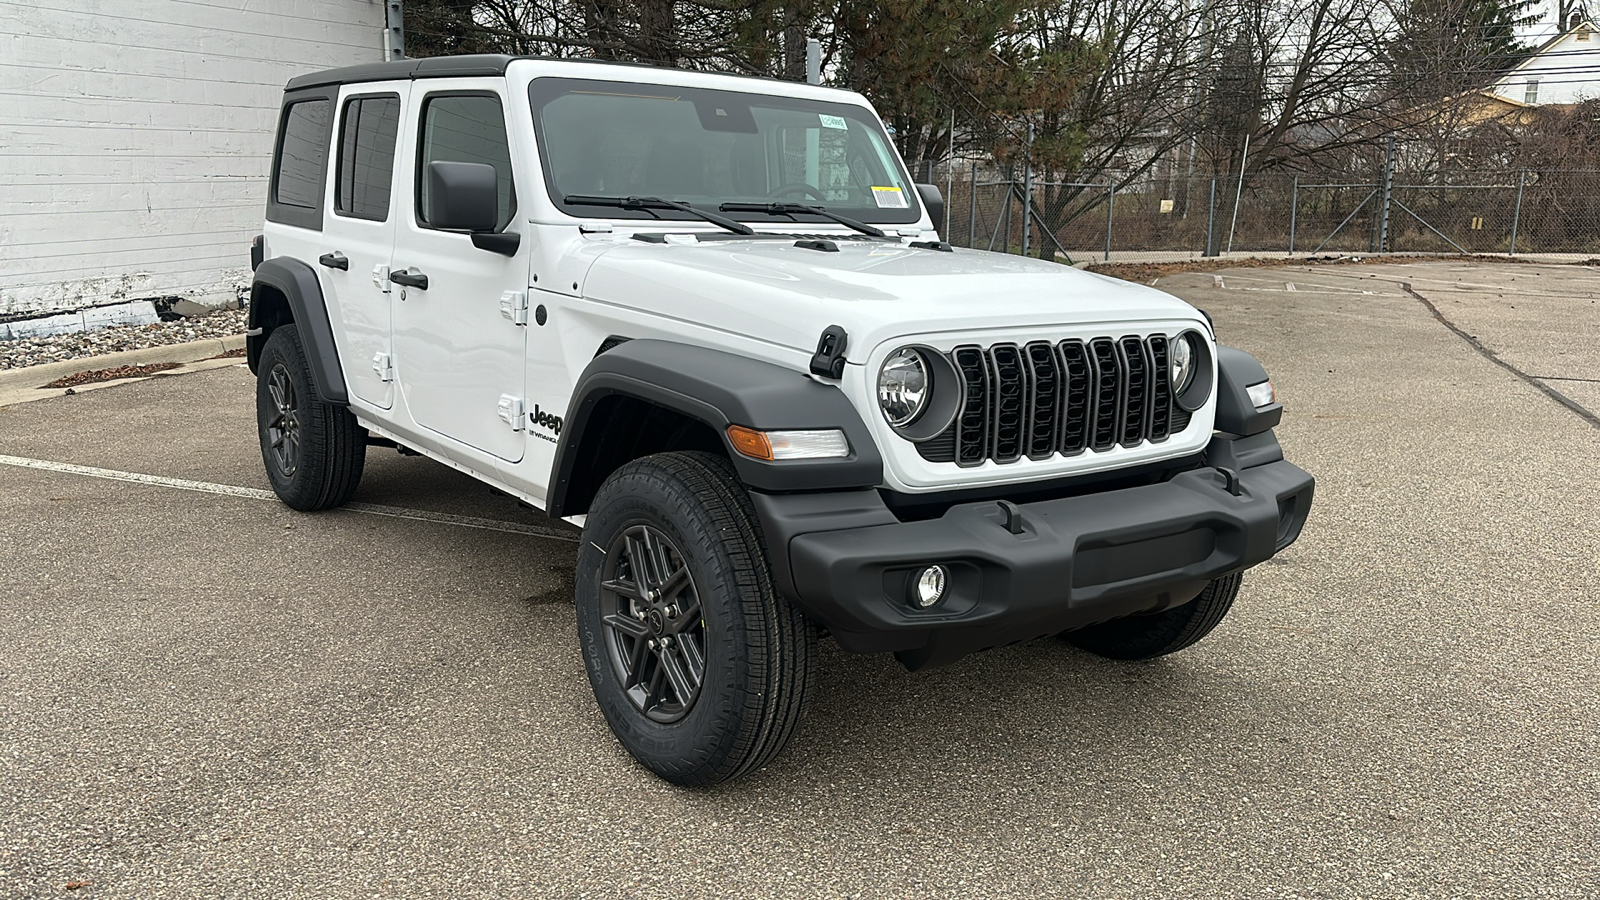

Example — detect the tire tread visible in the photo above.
[1063,572,1243,660]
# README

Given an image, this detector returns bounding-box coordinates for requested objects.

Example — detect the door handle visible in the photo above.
[318,252,349,270]
[389,268,428,290]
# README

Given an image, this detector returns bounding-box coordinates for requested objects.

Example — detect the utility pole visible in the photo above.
[385,0,405,60]
[806,38,821,85]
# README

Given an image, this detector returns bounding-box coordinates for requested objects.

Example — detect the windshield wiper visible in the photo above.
[563,194,755,236]
[719,202,886,238]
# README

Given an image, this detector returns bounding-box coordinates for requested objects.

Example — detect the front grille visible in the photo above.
[918,335,1191,466]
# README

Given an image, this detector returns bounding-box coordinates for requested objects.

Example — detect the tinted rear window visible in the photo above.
[274,99,331,209]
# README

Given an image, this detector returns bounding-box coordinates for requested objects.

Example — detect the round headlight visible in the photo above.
[1170,333,1197,394]
[878,348,929,427]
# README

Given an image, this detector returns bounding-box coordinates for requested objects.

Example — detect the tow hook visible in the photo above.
[1216,467,1243,496]
[996,500,1027,535]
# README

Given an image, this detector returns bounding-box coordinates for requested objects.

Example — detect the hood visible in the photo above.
[578,235,1206,360]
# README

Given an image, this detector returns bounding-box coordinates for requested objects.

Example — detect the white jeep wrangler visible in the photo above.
[249,55,1314,785]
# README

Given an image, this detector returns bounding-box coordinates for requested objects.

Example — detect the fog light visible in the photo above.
[914,565,948,608]
[1246,379,1276,409]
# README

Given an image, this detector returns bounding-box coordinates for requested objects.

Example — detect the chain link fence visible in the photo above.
[932,162,1600,264]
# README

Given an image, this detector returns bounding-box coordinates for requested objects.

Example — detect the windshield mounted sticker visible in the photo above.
[818,114,848,130]
[871,186,907,209]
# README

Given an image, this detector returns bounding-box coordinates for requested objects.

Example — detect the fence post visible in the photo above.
[1204,178,1217,257]
[1509,169,1526,256]
[968,162,978,249]
[1377,136,1395,253]
[1104,182,1115,262]
[1289,176,1298,255]
[1021,122,1034,258]
[1225,132,1251,256]
[1001,181,1013,254]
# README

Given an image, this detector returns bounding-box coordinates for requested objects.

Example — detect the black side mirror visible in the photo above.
[915,183,945,239]
[427,161,519,255]
[428,160,499,231]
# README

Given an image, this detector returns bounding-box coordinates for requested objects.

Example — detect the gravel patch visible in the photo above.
[0,309,248,371]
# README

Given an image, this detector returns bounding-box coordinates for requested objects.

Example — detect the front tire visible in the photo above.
[575,451,816,786]
[1062,572,1244,660]
[255,325,365,511]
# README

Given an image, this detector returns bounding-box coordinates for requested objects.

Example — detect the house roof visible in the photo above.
[1495,18,1598,80]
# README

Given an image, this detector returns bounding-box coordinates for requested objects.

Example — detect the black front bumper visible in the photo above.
[750,433,1314,669]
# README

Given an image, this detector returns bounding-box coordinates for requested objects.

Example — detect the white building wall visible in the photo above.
[0,0,388,319]
[1491,25,1600,106]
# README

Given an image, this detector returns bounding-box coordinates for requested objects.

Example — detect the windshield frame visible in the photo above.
[527,76,923,227]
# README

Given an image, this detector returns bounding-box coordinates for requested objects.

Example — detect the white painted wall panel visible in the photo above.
[0,0,388,317]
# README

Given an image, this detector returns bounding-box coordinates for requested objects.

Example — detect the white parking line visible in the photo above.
[0,454,579,542]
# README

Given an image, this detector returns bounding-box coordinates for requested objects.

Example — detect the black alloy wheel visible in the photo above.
[254,324,366,511]
[264,363,302,477]
[598,523,707,723]
[575,451,816,786]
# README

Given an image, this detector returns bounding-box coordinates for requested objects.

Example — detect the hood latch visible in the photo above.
[809,325,849,379]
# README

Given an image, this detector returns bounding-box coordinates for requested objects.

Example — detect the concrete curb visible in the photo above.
[0,334,246,408]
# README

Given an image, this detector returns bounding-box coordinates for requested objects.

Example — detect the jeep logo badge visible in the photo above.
[532,404,563,435]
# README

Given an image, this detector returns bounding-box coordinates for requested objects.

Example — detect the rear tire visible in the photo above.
[255,325,365,511]
[575,451,816,786]
[1062,572,1244,660]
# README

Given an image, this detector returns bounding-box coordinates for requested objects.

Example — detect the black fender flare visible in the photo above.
[1214,345,1282,437]
[248,257,349,405]
[547,339,883,517]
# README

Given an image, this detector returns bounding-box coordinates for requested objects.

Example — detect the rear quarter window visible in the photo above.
[267,95,334,230]
[274,100,331,208]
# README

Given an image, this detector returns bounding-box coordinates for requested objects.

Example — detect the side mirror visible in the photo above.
[427,160,520,255]
[428,160,500,232]
[915,183,945,239]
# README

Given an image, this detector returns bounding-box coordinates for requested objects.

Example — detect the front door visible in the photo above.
[391,83,528,463]
[319,85,405,409]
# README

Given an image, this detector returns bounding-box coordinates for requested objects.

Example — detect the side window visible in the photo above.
[335,95,401,221]
[417,94,516,231]
[274,99,331,209]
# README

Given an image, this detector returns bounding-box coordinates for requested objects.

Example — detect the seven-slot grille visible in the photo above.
[917,336,1193,466]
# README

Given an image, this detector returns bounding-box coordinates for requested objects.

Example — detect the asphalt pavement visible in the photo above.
[1,260,1596,898]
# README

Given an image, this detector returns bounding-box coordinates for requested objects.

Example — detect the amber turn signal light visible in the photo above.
[726,425,773,460]
[725,426,850,460]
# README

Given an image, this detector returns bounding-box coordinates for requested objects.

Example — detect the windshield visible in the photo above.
[529,77,921,226]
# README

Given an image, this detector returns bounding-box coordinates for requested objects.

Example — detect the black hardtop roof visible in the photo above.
[283,54,815,93]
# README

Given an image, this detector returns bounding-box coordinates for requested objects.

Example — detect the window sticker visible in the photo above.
[818,114,848,130]
[871,186,907,208]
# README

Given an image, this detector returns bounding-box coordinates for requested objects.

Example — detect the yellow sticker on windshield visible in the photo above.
[871,186,907,209]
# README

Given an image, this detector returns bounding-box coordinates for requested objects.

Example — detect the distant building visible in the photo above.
[1,1,391,328]
[1489,16,1600,106]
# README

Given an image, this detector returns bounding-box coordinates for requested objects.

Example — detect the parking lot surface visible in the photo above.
[2,261,1597,898]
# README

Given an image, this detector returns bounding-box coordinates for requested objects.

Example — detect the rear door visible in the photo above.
[320,86,405,409]
[390,82,528,462]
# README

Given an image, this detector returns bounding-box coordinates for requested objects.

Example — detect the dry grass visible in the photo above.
[1082,253,1546,285]
[42,362,182,389]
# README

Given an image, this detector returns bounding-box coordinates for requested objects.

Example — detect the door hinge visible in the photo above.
[372,352,393,382]
[372,264,391,292]
[499,290,529,325]
[497,394,525,431]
